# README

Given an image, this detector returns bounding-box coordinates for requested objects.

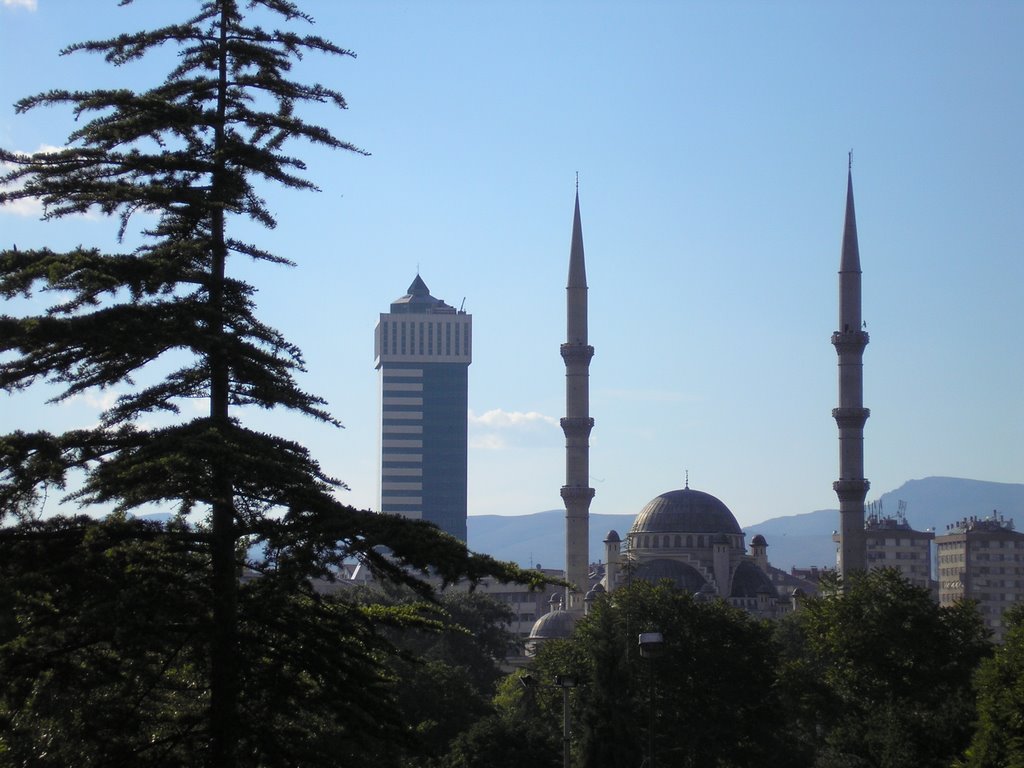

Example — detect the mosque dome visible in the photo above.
[730,560,777,598]
[630,488,742,536]
[632,558,707,592]
[525,607,577,657]
[528,609,576,641]
[750,534,767,547]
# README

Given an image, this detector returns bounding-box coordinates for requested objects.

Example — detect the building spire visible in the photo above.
[561,183,595,612]
[832,162,870,580]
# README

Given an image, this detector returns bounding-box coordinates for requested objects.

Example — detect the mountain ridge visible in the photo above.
[467,476,1024,572]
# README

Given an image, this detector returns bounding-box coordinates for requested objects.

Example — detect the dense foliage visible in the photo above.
[511,581,793,768]
[960,604,1024,768]
[777,569,991,768]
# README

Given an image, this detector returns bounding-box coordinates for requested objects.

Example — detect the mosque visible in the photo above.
[528,166,868,648]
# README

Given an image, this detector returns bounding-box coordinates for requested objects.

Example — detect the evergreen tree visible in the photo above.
[0,2,533,765]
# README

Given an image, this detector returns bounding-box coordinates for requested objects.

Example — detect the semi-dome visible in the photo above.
[630,488,742,536]
[730,560,777,598]
[632,558,707,592]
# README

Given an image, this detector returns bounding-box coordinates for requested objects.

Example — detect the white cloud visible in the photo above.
[85,391,123,412]
[468,408,560,452]
[2,0,38,10]
[63,390,122,412]
[470,434,506,451]
[469,408,559,429]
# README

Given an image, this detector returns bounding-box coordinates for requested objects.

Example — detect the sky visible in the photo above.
[1,1,1022,530]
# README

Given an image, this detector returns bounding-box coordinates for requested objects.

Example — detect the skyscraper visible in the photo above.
[561,189,595,611]
[374,275,472,541]
[832,160,870,578]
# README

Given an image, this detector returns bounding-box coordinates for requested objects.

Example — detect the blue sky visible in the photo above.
[2,1,1022,529]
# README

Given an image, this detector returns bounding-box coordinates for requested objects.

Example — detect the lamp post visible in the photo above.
[554,674,577,768]
[520,673,578,768]
[638,632,664,768]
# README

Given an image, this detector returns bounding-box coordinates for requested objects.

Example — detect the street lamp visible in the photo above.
[519,673,578,768]
[554,675,578,768]
[638,632,664,768]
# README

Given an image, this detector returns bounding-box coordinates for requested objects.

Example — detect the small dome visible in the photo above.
[751,534,767,547]
[630,488,742,536]
[633,558,707,592]
[528,608,577,641]
[730,560,776,598]
[605,529,621,543]
[584,582,606,603]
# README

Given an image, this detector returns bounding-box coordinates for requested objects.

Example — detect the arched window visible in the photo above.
[652,536,659,548]
[697,536,705,548]
[663,535,670,548]
[674,535,682,548]
[687,535,693,547]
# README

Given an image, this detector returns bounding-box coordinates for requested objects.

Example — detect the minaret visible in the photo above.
[560,185,595,611]
[832,158,870,578]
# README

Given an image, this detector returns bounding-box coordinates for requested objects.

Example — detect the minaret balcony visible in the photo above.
[560,343,595,363]
[561,485,596,502]
[560,416,595,437]
[832,407,870,428]
[831,330,869,354]
[833,478,870,502]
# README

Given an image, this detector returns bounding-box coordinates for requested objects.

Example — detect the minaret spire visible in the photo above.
[832,162,870,580]
[561,185,595,612]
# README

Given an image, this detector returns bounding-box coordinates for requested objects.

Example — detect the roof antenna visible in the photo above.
[575,171,579,192]
[848,149,853,171]
[685,469,689,489]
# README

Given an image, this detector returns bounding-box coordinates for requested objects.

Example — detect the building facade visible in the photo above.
[832,503,935,590]
[374,275,472,541]
[936,513,1024,642]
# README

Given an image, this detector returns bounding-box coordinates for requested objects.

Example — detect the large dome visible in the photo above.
[630,488,741,536]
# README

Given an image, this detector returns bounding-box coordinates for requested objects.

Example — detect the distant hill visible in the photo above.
[468,477,1024,572]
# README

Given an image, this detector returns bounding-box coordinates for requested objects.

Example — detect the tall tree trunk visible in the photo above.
[209,3,238,766]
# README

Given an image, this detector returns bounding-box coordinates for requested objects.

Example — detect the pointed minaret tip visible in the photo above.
[840,162,860,274]
[568,186,587,290]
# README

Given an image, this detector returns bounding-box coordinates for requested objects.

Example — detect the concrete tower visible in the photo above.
[832,161,870,577]
[560,188,595,611]
[374,276,472,541]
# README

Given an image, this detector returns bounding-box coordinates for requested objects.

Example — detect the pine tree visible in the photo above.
[0,2,531,765]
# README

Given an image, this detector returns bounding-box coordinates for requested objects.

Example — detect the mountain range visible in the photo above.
[467,477,1024,572]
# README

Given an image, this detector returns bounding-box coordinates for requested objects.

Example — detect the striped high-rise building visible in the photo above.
[374,275,472,541]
